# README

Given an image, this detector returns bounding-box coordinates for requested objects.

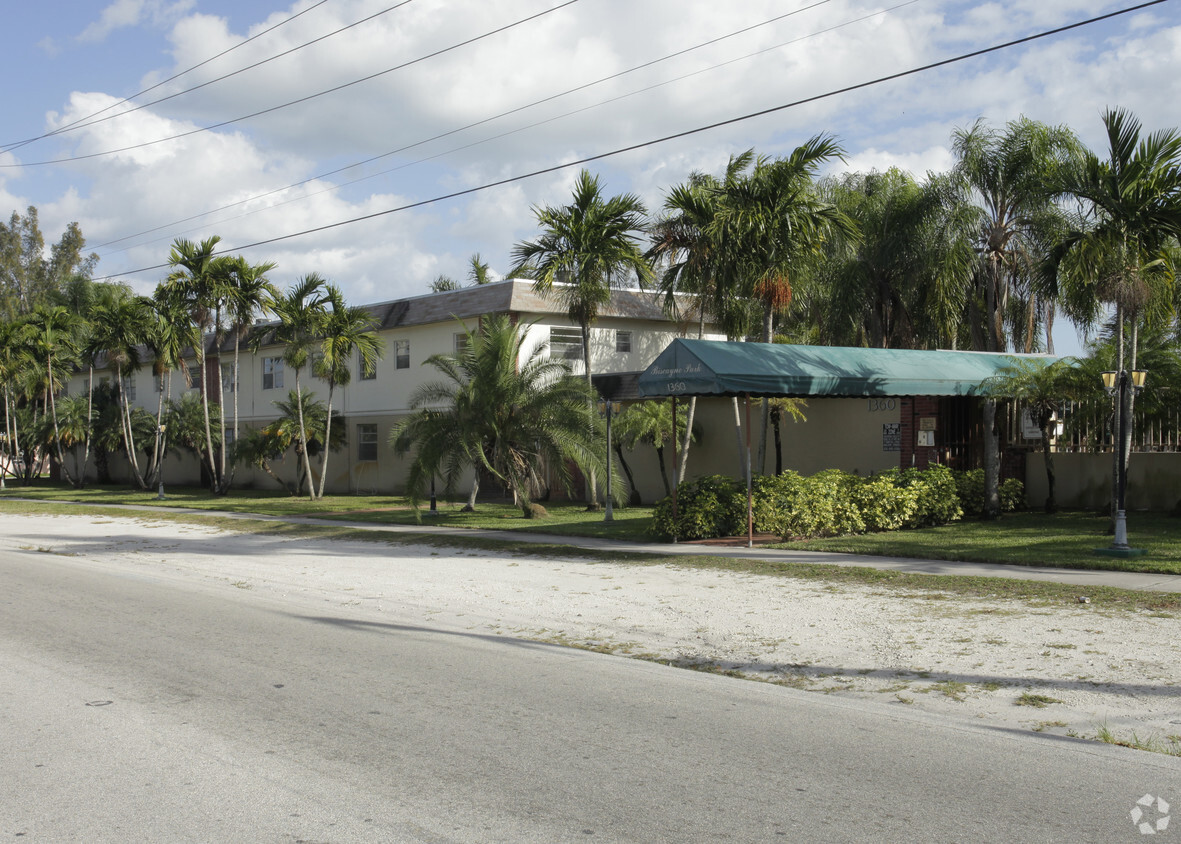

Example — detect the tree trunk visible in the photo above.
[614,442,641,505]
[676,397,696,484]
[45,356,76,486]
[1040,417,1056,514]
[462,475,479,512]
[982,398,1000,519]
[655,445,670,497]
[580,320,599,509]
[197,346,219,493]
[316,383,336,500]
[294,371,315,500]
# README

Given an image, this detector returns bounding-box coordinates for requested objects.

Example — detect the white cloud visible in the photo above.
[78,0,195,44]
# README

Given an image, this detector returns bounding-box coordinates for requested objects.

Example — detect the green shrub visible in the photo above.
[853,473,920,532]
[649,474,745,540]
[785,470,865,538]
[898,464,963,526]
[954,468,1025,515]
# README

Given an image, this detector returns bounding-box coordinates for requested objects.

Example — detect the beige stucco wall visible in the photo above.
[1026,452,1181,511]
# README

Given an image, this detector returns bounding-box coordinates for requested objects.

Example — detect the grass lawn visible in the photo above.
[788,510,1181,575]
[2,482,1179,575]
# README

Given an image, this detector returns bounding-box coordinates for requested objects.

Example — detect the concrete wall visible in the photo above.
[1026,452,1181,511]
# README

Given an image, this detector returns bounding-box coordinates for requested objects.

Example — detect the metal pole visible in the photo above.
[1112,370,1129,549]
[745,393,753,548]
[671,396,678,543]
[428,474,438,515]
[604,402,614,522]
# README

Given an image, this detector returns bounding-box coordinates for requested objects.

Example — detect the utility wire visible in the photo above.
[1,0,332,153]
[90,0,1176,280]
[2,0,419,155]
[94,0,839,252]
[2,0,581,168]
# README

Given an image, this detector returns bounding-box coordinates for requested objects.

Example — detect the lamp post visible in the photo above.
[597,399,620,522]
[156,424,167,500]
[1100,368,1147,551]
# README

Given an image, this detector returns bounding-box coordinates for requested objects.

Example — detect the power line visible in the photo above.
[94,0,840,253]
[2,0,419,155]
[91,0,1175,282]
[1,0,332,154]
[2,0,581,169]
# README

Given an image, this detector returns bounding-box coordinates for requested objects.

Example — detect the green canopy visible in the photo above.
[638,339,1046,398]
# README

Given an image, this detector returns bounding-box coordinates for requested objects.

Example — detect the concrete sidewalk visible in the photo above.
[31,499,1181,593]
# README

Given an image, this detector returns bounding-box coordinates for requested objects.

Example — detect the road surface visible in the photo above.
[1,545,1177,842]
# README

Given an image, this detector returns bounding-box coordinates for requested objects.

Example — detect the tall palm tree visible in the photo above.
[269,274,329,499]
[221,257,277,491]
[24,304,81,485]
[313,283,382,499]
[708,138,858,474]
[952,117,1082,354]
[1050,108,1181,525]
[0,319,34,487]
[90,295,150,488]
[391,314,609,517]
[163,236,232,492]
[511,169,652,383]
[647,154,755,485]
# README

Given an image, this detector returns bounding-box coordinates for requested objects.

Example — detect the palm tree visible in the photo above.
[24,304,81,485]
[312,283,382,498]
[511,169,652,383]
[269,274,329,498]
[983,357,1083,512]
[817,168,975,349]
[950,117,1081,518]
[468,253,493,285]
[707,138,858,474]
[647,154,755,486]
[89,295,150,488]
[221,257,277,491]
[163,236,233,492]
[0,318,35,487]
[391,314,608,517]
[614,399,693,498]
[1050,108,1181,527]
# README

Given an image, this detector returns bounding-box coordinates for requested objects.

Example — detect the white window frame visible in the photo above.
[549,326,582,360]
[357,423,378,462]
[394,339,410,370]
[262,357,284,390]
[220,362,237,393]
[615,330,632,354]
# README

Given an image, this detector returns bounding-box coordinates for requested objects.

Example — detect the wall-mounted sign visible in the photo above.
[919,417,937,431]
[882,422,901,452]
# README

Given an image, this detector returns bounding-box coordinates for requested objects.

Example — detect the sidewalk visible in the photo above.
[38,499,1181,593]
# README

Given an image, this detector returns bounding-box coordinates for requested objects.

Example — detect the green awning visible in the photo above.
[638,339,1049,398]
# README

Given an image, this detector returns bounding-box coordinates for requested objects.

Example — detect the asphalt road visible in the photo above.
[2,546,1178,843]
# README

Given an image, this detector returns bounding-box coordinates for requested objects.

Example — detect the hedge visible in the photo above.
[650,465,1022,541]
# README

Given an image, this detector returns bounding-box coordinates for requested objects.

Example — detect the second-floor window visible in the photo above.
[263,357,284,390]
[221,363,237,393]
[360,352,378,380]
[549,326,582,360]
[121,377,135,403]
[394,339,410,370]
[615,330,632,353]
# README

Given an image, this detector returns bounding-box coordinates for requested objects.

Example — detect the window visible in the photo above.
[454,332,469,355]
[549,326,582,360]
[357,423,378,462]
[394,339,410,370]
[221,363,237,393]
[121,377,136,403]
[188,365,202,391]
[615,330,632,354]
[263,357,284,390]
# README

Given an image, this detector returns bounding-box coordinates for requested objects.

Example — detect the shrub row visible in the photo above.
[650,465,1024,541]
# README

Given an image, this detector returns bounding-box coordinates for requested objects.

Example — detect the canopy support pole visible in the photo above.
[671,395,678,543]
[745,393,753,548]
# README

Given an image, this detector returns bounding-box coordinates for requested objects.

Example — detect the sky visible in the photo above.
[4,0,1181,358]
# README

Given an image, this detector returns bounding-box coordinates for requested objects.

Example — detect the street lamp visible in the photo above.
[1100,368,1147,553]
[597,399,620,522]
